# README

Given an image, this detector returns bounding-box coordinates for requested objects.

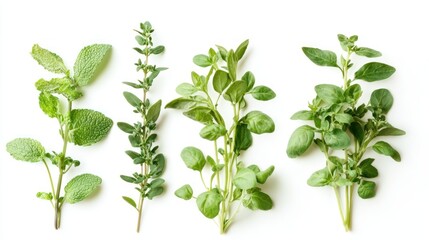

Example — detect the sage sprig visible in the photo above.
[6,43,113,229]
[287,34,405,231]
[167,40,276,233]
[117,21,166,233]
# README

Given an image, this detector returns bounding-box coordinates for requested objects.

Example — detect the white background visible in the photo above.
[0,0,427,239]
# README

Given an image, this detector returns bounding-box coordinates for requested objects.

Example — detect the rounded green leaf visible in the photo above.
[241,71,255,91]
[199,124,227,141]
[335,113,354,124]
[6,138,45,162]
[146,100,162,122]
[354,62,396,82]
[73,44,112,86]
[355,47,382,58]
[370,88,393,114]
[244,111,275,134]
[183,107,213,125]
[117,122,134,134]
[176,83,198,96]
[234,123,253,151]
[250,86,276,101]
[39,92,60,118]
[358,180,376,199]
[69,109,113,146]
[64,173,102,204]
[302,47,338,67]
[223,80,247,103]
[175,184,193,200]
[213,70,231,93]
[324,129,351,150]
[233,168,257,190]
[307,168,331,187]
[358,158,379,178]
[123,91,142,108]
[286,125,314,158]
[315,84,344,104]
[180,147,206,171]
[165,97,197,110]
[193,54,211,67]
[31,44,68,74]
[372,141,401,161]
[196,190,223,219]
[291,110,314,120]
[243,190,273,210]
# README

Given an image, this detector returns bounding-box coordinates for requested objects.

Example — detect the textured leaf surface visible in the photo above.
[69,109,113,146]
[64,174,102,204]
[287,125,314,158]
[73,44,111,86]
[6,138,45,162]
[31,44,68,74]
[196,190,223,218]
[243,190,273,210]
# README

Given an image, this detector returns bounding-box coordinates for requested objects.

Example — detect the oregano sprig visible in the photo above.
[6,43,113,229]
[167,40,276,234]
[117,21,166,233]
[287,34,405,231]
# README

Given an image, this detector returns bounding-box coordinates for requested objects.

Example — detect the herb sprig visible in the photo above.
[167,40,276,233]
[117,21,167,233]
[6,43,113,229]
[287,34,405,231]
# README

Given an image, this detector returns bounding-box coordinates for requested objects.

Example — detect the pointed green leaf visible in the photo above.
[378,127,406,136]
[223,80,247,103]
[250,86,276,101]
[256,166,275,184]
[73,44,111,86]
[241,71,255,91]
[355,47,382,58]
[64,174,102,204]
[176,83,198,96]
[291,110,314,120]
[123,91,142,108]
[233,168,257,190]
[286,125,314,158]
[324,129,351,150]
[181,146,206,171]
[31,44,68,74]
[235,39,249,60]
[122,196,137,209]
[117,122,134,134]
[354,62,396,82]
[213,70,231,93]
[165,97,197,110]
[199,124,227,141]
[38,92,60,118]
[183,107,213,125]
[302,47,338,67]
[307,168,331,187]
[151,45,165,55]
[175,184,193,200]
[193,54,211,67]
[350,122,364,144]
[196,189,223,219]
[147,100,162,122]
[244,111,275,134]
[227,50,237,80]
[243,190,273,210]
[69,109,113,146]
[372,141,401,161]
[6,138,45,162]
[315,84,344,104]
[358,158,379,178]
[234,123,253,151]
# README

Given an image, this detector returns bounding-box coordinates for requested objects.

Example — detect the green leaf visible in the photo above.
[307,168,331,187]
[350,122,364,144]
[355,47,382,58]
[345,84,362,103]
[370,88,393,114]
[324,129,351,150]
[117,122,134,134]
[213,70,231,93]
[234,123,253,151]
[315,84,344,104]
[181,146,206,171]
[196,189,223,219]
[227,50,237,80]
[335,113,354,124]
[286,125,314,158]
[150,154,165,177]
[244,111,275,134]
[176,83,198,96]
[38,92,60,118]
[199,124,227,141]
[147,100,162,122]
[35,78,82,101]
[337,34,354,51]
[165,97,197,110]
[193,54,211,67]
[250,86,276,101]
[120,175,136,183]
[151,45,165,55]
[175,184,193,200]
[372,141,401,161]
[36,192,53,200]
[216,45,228,61]
[243,190,273,210]
[73,44,111,86]
[122,196,137,209]
[223,80,247,103]
[241,71,255,91]
[291,110,314,120]
[358,180,376,199]
[31,44,68,74]
[64,173,102,204]
[354,62,396,82]
[233,168,257,190]
[358,158,378,178]
[235,39,249,60]
[256,166,275,184]
[6,138,45,162]
[123,91,142,108]
[183,107,213,125]
[69,109,113,146]
[302,47,338,67]
[378,127,406,136]
[147,186,164,199]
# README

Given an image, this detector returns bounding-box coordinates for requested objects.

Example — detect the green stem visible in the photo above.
[334,187,346,227]
[54,100,72,229]
[42,159,56,200]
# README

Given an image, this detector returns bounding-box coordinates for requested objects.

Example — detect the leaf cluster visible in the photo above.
[168,40,275,232]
